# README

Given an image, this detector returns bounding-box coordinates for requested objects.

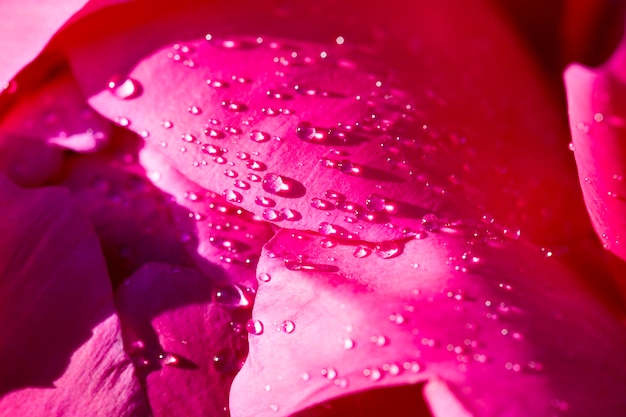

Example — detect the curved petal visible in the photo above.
[115,262,253,416]
[138,145,276,285]
[230,229,626,417]
[67,0,588,247]
[564,21,626,286]
[0,175,148,416]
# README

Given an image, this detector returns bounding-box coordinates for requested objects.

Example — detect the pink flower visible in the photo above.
[0,1,625,416]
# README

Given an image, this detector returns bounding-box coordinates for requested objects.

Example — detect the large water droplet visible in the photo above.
[108,76,142,99]
[262,173,290,194]
[375,241,402,259]
[296,122,324,142]
[223,189,243,203]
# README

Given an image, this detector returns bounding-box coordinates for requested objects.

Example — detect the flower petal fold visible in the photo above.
[115,262,253,417]
[564,24,626,279]
[0,175,148,416]
[230,229,626,417]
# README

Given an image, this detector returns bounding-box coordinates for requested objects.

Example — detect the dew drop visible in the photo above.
[342,338,355,350]
[281,320,295,334]
[375,241,401,259]
[213,284,251,309]
[363,367,382,381]
[263,208,282,221]
[188,105,201,115]
[371,335,389,347]
[249,130,271,143]
[205,128,225,139]
[246,319,264,335]
[311,198,332,210]
[161,120,173,129]
[236,151,251,160]
[223,189,243,203]
[255,195,275,207]
[321,367,338,380]
[365,194,387,212]
[353,246,372,258]
[247,160,266,171]
[296,122,323,142]
[258,272,272,282]
[318,222,337,235]
[281,208,300,220]
[262,173,290,194]
[321,239,337,248]
[108,76,142,99]
[234,179,250,189]
[338,159,361,175]
[221,99,247,112]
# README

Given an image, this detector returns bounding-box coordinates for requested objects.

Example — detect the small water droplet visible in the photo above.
[223,189,243,203]
[281,320,295,333]
[108,76,142,99]
[321,367,338,380]
[221,99,247,112]
[234,179,250,189]
[246,319,264,335]
[320,239,337,248]
[258,272,271,282]
[247,160,266,171]
[353,246,372,258]
[181,133,197,143]
[115,117,130,127]
[365,194,389,212]
[370,335,388,346]
[296,122,326,142]
[311,198,332,210]
[255,195,275,207]
[281,208,300,220]
[263,208,282,221]
[363,367,382,381]
[205,128,225,139]
[342,338,355,350]
[188,105,201,115]
[249,130,271,143]
[375,241,401,259]
[338,159,361,175]
[161,120,173,129]
[207,79,229,88]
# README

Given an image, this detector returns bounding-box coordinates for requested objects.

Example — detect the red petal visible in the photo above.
[0,175,148,416]
[230,230,626,417]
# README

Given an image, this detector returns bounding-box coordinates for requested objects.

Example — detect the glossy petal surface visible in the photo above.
[230,229,626,417]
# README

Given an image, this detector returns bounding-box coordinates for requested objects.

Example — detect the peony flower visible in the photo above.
[0,1,625,416]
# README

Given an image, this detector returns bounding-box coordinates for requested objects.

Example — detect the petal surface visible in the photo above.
[564,22,626,287]
[67,0,588,247]
[230,229,626,417]
[0,175,148,416]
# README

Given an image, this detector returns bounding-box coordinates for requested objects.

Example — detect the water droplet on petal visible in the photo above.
[321,367,338,380]
[108,76,142,99]
[161,120,173,129]
[421,213,440,231]
[342,338,355,350]
[258,272,271,282]
[353,246,372,258]
[311,198,332,210]
[221,99,247,112]
[281,208,300,220]
[375,241,401,259]
[281,320,295,333]
[223,189,243,203]
[363,367,382,381]
[246,319,264,335]
[262,173,290,194]
[188,105,201,115]
[249,130,271,143]
[365,194,387,212]
[263,208,282,221]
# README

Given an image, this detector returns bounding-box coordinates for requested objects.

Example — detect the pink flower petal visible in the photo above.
[230,229,626,417]
[564,22,626,283]
[66,0,588,247]
[115,262,254,416]
[0,175,148,416]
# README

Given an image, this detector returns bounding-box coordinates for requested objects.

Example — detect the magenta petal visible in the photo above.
[138,145,275,283]
[565,41,626,269]
[230,230,626,417]
[115,262,252,416]
[67,0,587,246]
[0,175,148,416]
